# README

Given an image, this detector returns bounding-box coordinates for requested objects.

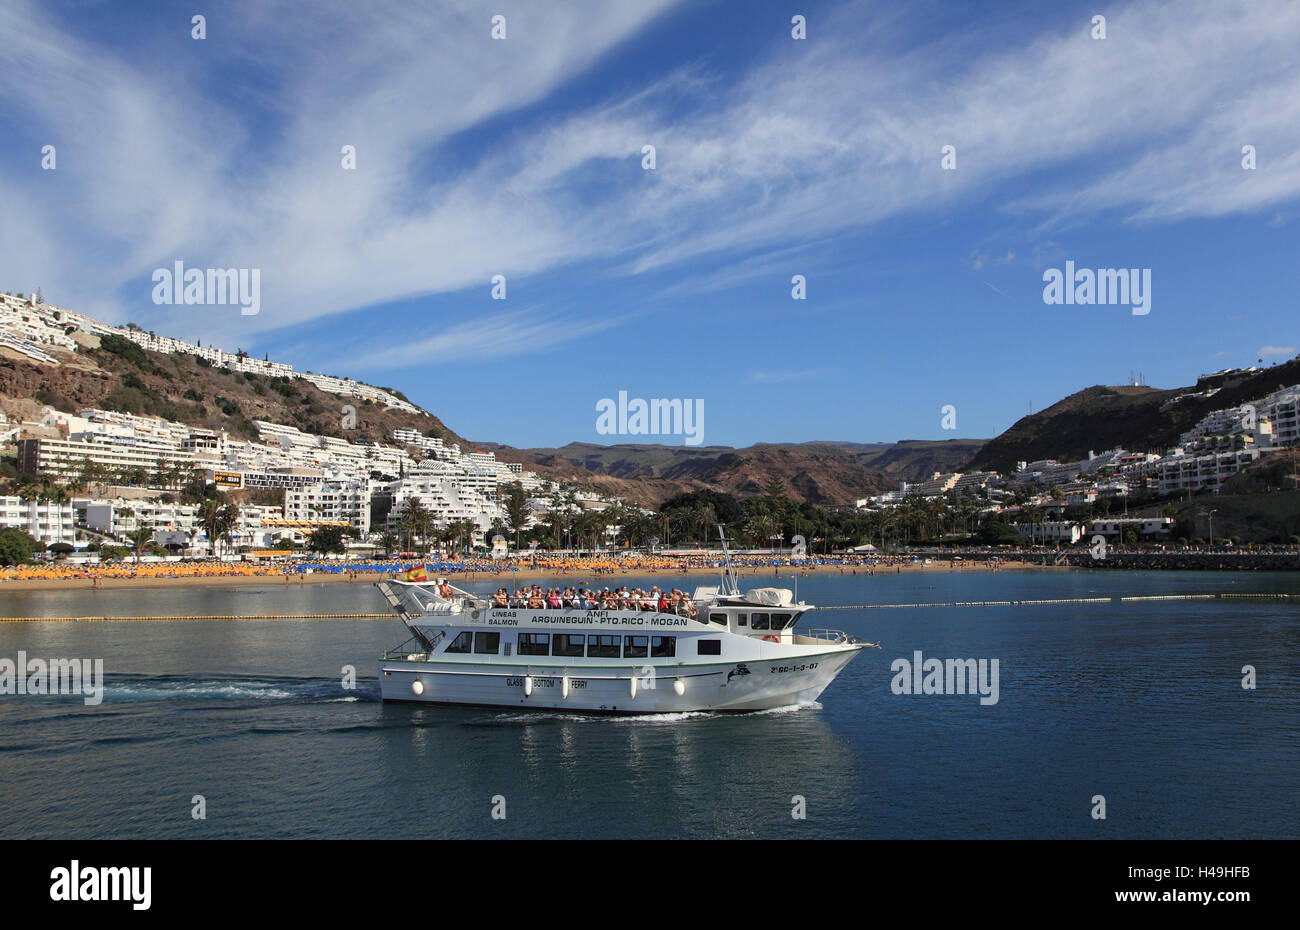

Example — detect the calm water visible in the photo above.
[1,569,1296,839]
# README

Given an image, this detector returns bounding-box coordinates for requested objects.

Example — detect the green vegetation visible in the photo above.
[307,525,347,554]
[0,528,41,566]
[127,527,155,563]
[97,333,149,367]
[96,333,172,380]
[503,483,531,547]
[378,386,412,404]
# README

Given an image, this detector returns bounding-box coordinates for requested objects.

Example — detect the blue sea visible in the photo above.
[1,569,1296,839]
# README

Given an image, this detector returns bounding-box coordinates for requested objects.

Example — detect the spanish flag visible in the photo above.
[404,565,428,583]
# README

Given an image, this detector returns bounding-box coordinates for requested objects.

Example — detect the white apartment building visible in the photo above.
[0,497,77,546]
[1135,448,1263,495]
[201,466,326,492]
[284,478,371,536]
[17,436,194,480]
[1258,386,1300,448]
[1015,521,1086,545]
[1090,517,1175,538]
[1063,484,1099,507]
[0,292,78,354]
[381,474,502,543]
[81,499,201,540]
[911,472,961,497]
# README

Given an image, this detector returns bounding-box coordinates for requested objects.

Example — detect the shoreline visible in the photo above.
[0,559,1059,593]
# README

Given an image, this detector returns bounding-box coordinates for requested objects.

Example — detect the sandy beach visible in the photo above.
[0,558,1058,593]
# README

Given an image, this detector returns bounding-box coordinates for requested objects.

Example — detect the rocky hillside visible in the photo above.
[965,358,1300,474]
[0,336,465,453]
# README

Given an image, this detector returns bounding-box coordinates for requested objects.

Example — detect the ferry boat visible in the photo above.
[374,533,877,714]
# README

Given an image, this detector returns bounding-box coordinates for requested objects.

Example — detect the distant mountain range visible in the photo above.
[476,439,985,508]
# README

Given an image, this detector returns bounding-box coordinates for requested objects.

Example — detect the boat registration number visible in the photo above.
[769,663,819,674]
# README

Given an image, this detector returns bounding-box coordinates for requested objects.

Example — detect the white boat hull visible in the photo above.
[378,646,862,714]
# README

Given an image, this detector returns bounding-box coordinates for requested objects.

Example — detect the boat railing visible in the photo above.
[790,628,858,645]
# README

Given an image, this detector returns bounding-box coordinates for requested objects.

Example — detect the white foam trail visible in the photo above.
[103,681,298,701]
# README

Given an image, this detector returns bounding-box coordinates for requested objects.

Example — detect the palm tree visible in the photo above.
[691,503,717,545]
[503,483,531,548]
[198,499,224,556]
[218,503,241,554]
[379,532,398,558]
[743,513,780,548]
[398,498,430,551]
[574,510,609,551]
[449,520,476,553]
[126,527,154,564]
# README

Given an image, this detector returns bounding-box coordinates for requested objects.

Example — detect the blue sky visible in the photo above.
[2,0,1298,449]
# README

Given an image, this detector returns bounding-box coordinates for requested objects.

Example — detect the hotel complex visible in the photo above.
[0,291,609,551]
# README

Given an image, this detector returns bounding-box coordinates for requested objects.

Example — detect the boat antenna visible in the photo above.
[717,523,740,596]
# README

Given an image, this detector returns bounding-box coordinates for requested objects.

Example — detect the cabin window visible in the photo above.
[587,634,620,658]
[517,633,550,656]
[697,639,721,656]
[623,635,648,659]
[552,634,585,658]
[651,635,676,658]
[709,613,728,627]
[474,632,500,655]
[444,631,473,654]
[736,613,748,627]
[751,612,770,630]
[770,613,792,630]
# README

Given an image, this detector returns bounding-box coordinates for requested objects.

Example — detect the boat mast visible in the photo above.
[717,524,740,596]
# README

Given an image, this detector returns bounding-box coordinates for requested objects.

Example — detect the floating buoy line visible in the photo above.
[816,593,1297,610]
[0,592,1293,622]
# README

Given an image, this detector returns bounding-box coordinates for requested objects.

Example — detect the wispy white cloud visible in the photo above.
[2,0,1299,368]
[333,305,628,371]
[1258,345,1296,357]
[971,251,1016,270]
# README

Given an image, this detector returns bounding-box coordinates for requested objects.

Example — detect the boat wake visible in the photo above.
[98,673,380,704]
[480,700,822,726]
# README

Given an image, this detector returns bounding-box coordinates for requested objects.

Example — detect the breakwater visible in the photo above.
[1058,551,1300,571]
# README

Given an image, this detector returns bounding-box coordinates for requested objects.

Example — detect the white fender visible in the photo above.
[673,678,685,696]
[629,674,638,698]
[411,678,424,696]
[562,676,570,699]
[524,675,533,697]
